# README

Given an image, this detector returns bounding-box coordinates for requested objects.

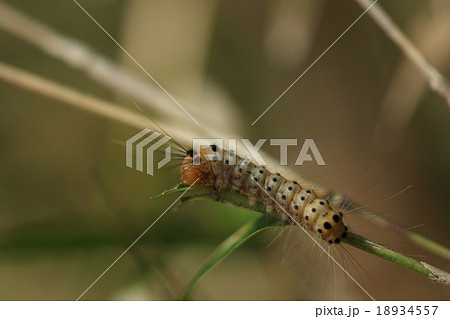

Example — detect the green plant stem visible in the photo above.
[344,233,437,279]
[178,215,280,300]
[166,184,450,288]
[355,210,450,262]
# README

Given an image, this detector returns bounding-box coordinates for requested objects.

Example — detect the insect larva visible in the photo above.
[181,144,348,244]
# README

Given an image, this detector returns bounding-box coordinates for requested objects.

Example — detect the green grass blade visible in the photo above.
[149,183,189,199]
[179,215,281,300]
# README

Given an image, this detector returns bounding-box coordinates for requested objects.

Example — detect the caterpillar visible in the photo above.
[181,144,348,244]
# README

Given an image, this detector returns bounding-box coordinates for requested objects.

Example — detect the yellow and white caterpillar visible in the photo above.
[181,144,348,244]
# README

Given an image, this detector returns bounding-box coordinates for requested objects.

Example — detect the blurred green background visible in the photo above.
[0,0,449,300]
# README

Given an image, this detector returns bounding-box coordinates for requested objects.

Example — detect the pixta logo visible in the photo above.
[126,130,326,176]
[126,128,172,176]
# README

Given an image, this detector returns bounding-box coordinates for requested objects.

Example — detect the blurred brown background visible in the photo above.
[0,0,449,300]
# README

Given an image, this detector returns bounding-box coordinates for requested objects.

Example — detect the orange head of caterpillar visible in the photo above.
[181,148,214,185]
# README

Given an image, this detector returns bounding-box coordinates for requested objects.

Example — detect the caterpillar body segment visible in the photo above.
[181,145,347,244]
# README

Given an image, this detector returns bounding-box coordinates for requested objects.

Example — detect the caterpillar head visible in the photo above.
[181,149,213,185]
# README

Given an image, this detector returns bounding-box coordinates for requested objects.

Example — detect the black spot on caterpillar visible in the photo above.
[181,145,347,244]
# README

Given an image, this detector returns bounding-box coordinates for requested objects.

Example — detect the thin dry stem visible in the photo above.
[374,5,450,147]
[0,1,200,126]
[0,1,246,139]
[355,0,450,108]
[0,61,148,130]
[0,61,197,147]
